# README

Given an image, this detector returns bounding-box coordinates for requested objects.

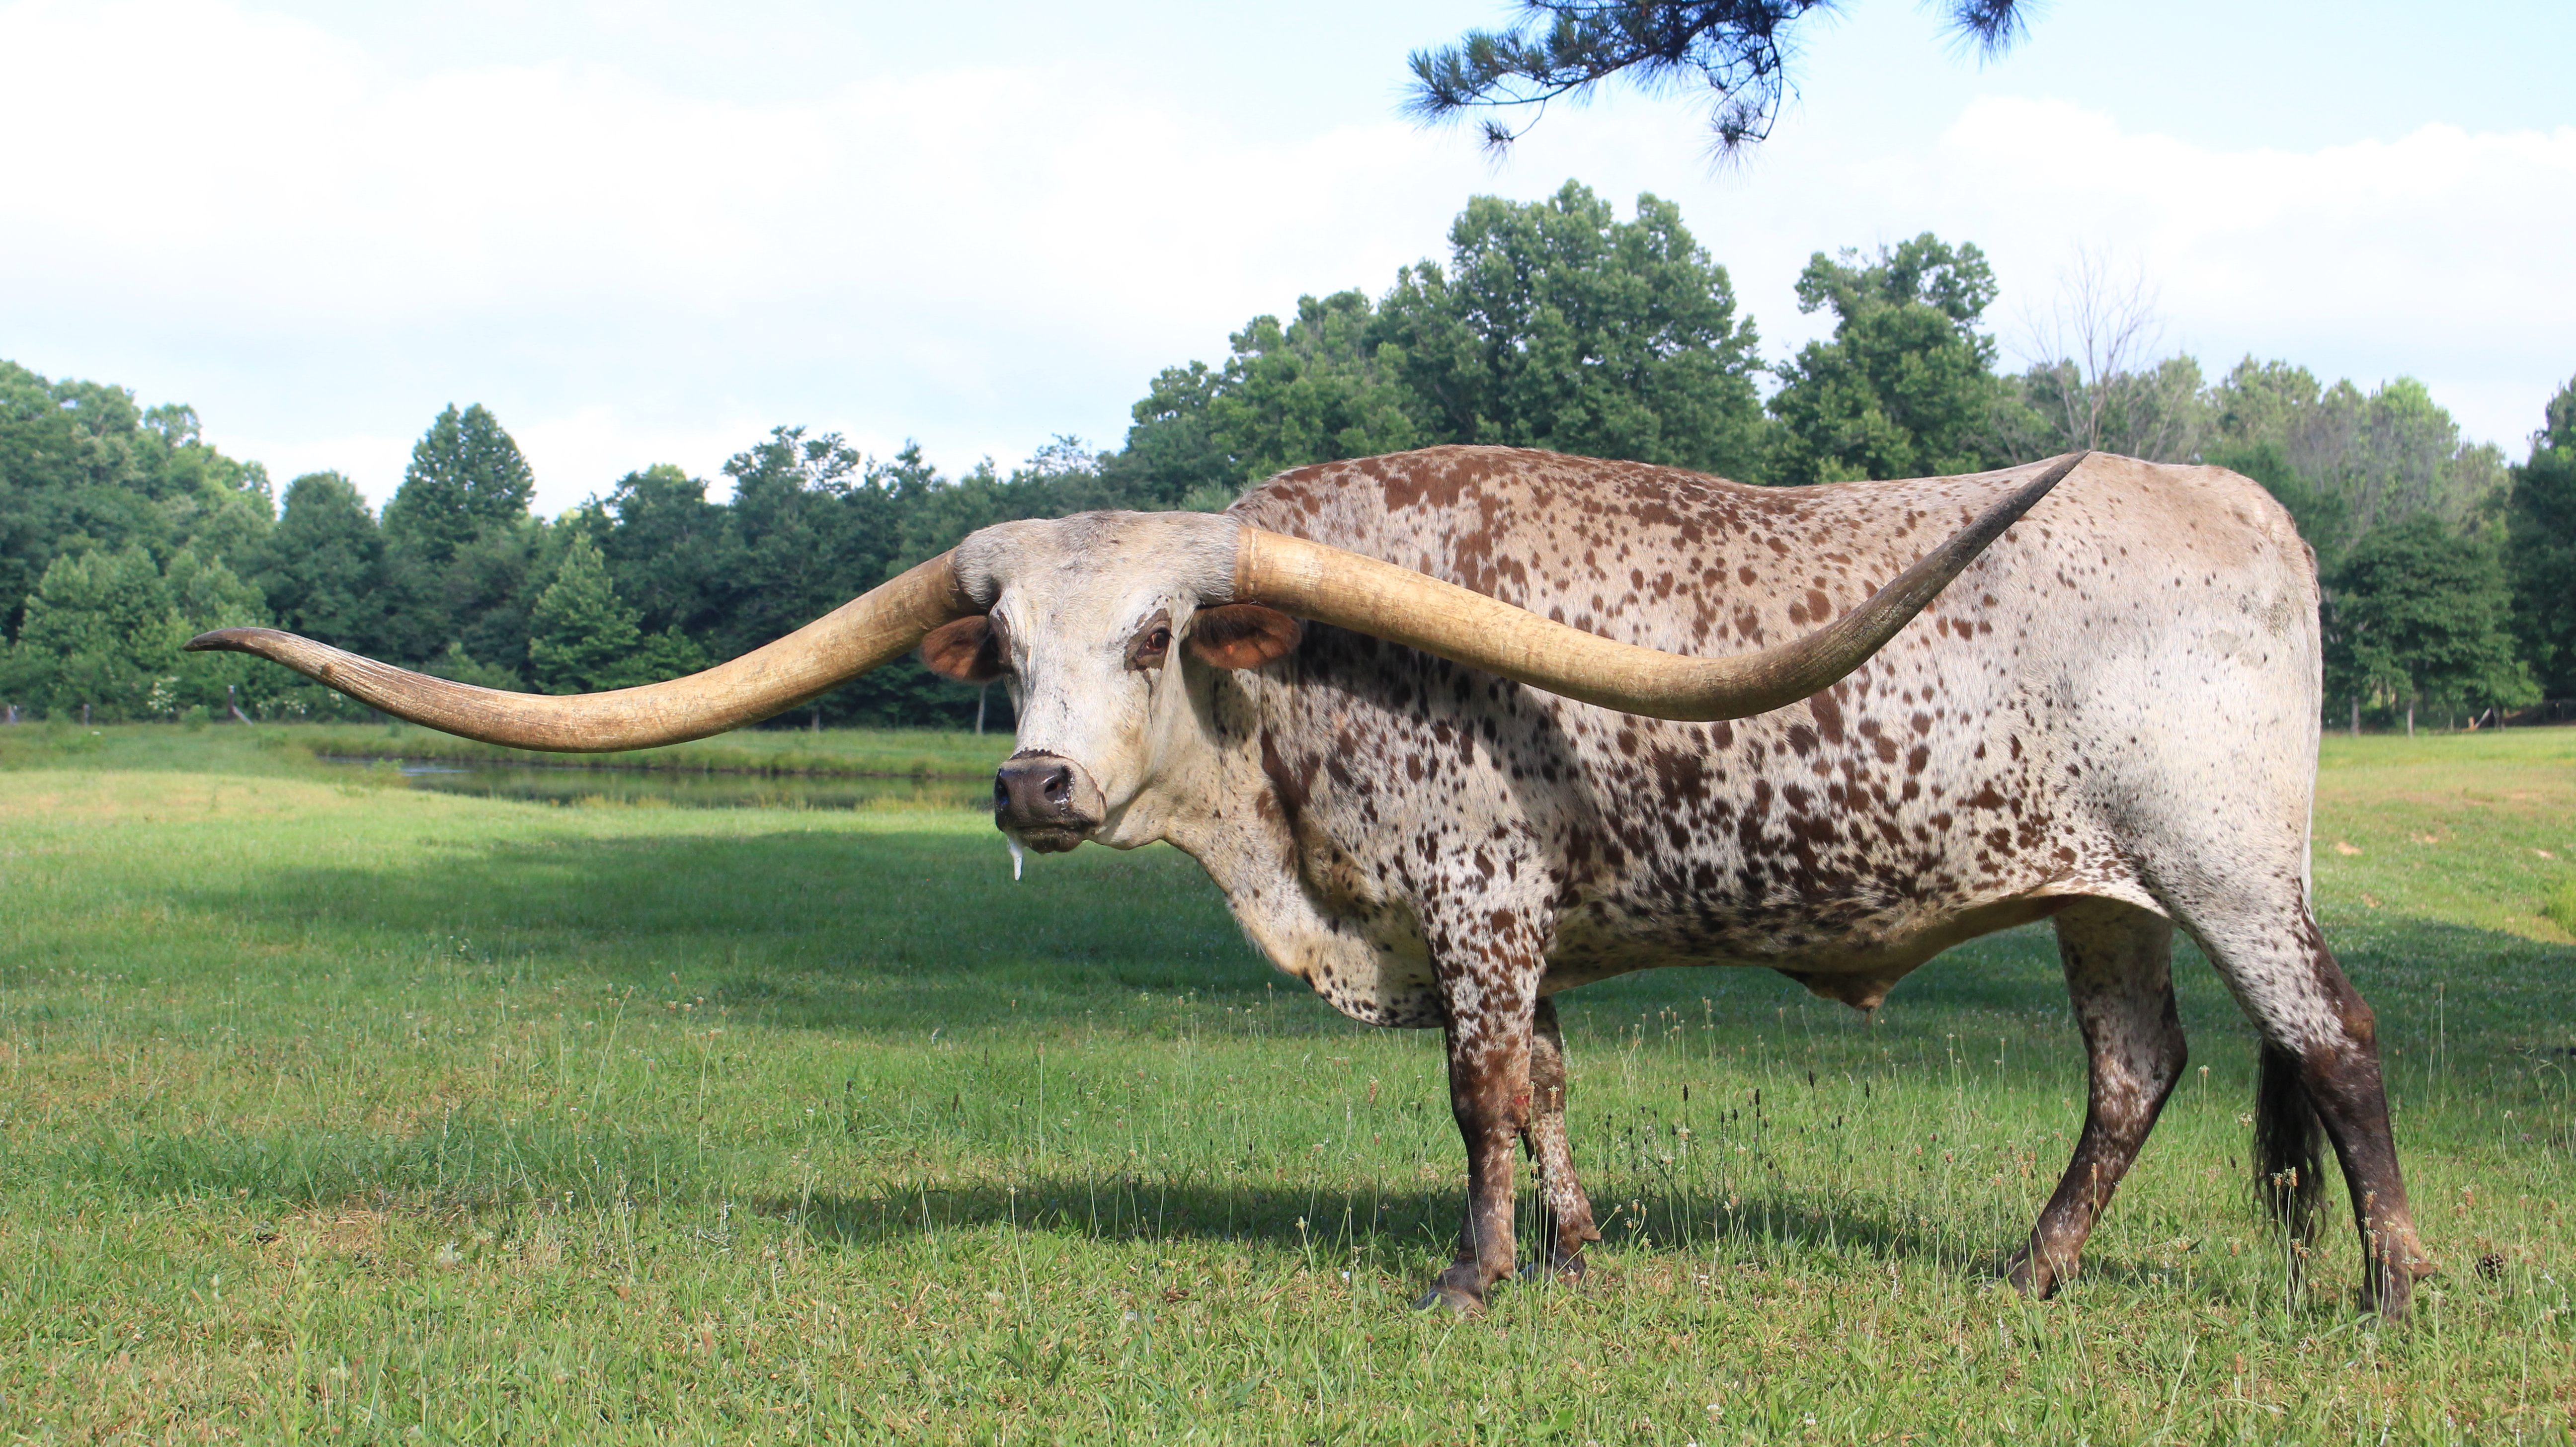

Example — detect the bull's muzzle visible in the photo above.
[992,752,1104,852]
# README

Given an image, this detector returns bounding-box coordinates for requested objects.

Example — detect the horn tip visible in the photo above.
[185,626,283,655]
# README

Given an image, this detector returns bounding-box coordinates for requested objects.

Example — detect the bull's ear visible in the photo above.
[1188,604,1303,670]
[920,615,1004,682]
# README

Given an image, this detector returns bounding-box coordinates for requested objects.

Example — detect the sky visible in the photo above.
[1,0,2570,515]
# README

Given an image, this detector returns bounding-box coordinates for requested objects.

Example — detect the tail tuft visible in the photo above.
[2254,1041,2325,1245]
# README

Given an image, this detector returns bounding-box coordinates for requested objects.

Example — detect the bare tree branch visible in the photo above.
[2011,249,2208,464]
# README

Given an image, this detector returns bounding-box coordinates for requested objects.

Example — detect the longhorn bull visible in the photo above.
[193,446,2430,1315]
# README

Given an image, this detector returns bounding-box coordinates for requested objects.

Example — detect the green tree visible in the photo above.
[438,522,546,680]
[2205,360,2507,567]
[2,544,270,720]
[3,546,173,719]
[527,534,705,694]
[1208,292,1429,490]
[253,472,386,651]
[0,360,273,642]
[2326,514,2534,731]
[1378,183,1767,478]
[1109,364,1236,510]
[1117,294,1433,512]
[381,404,536,563]
[599,464,743,643]
[1122,183,1770,503]
[376,404,543,670]
[718,428,895,665]
[2506,375,2576,697]
[1766,234,2011,484]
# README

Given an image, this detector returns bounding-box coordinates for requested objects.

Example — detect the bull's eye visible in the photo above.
[1126,613,1174,671]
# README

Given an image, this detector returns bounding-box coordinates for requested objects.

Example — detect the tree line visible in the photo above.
[4,181,2569,731]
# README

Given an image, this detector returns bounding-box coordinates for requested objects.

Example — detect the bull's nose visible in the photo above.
[992,753,1104,850]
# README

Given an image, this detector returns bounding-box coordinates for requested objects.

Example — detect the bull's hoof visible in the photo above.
[1517,1254,1587,1285]
[2359,1231,2436,1320]
[2002,1240,2066,1299]
[2362,1257,2433,1320]
[1414,1265,1488,1314]
[1413,1284,1482,1315]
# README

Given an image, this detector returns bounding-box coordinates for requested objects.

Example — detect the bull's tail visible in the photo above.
[2254,1041,2325,1246]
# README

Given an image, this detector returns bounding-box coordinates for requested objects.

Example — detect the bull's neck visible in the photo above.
[1148,668,1396,1013]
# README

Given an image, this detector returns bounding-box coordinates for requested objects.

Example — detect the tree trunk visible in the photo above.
[2405,701,2414,737]
[976,683,988,736]
[2350,696,2360,736]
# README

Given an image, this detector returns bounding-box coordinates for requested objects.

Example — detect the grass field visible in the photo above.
[1,723,2571,1444]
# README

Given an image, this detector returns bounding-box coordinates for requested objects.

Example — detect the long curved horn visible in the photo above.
[186,552,976,752]
[1230,453,2086,723]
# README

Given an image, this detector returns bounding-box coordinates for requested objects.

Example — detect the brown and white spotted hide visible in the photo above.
[961,446,2429,1316]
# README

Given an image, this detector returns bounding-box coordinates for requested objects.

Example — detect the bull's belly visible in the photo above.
[1251,880,2150,1031]
[1536,889,2111,1010]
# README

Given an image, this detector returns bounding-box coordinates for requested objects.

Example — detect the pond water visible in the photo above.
[321,757,992,811]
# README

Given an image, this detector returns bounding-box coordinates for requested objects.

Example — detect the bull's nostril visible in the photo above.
[1042,766,1072,807]
[993,777,1010,809]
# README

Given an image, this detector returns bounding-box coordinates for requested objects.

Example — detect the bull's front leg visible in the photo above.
[1417,940,1541,1314]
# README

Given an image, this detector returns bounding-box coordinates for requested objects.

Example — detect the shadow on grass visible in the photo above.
[26,1120,1976,1283]
[777,1177,1960,1271]
[166,826,1286,1034]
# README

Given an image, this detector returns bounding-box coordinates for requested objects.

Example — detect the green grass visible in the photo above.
[0,724,2570,1443]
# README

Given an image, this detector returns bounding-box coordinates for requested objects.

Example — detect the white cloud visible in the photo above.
[1,0,2567,518]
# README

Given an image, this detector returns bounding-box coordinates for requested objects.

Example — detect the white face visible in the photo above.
[927,512,1301,852]
[998,582,1199,846]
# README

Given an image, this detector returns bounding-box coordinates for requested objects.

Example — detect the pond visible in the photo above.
[320,757,993,811]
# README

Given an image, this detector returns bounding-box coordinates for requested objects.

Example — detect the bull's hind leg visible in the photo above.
[1518,997,1602,1280]
[2007,900,2188,1297]
[2179,887,2430,1315]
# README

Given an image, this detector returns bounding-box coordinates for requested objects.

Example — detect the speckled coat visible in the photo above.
[1144,446,2426,1313]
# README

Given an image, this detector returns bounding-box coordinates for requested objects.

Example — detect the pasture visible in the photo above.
[0,723,2570,1443]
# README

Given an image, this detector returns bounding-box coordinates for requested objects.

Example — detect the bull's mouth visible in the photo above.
[1001,822,1092,854]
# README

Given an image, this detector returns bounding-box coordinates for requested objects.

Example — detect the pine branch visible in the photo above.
[1405,0,2032,156]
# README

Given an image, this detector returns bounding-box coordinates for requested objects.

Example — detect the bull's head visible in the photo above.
[190,455,2080,854]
